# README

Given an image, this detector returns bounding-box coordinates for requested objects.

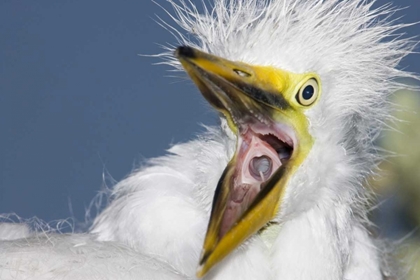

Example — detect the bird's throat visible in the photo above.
[219,124,294,238]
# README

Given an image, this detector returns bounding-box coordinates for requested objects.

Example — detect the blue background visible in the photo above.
[0,1,419,228]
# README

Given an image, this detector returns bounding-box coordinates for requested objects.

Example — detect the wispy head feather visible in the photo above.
[157,0,417,181]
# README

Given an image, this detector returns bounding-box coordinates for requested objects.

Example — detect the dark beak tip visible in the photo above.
[175,46,195,59]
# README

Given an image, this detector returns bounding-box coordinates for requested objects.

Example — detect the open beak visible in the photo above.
[175,46,315,278]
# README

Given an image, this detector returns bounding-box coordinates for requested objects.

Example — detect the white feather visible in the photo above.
[0,0,416,279]
[0,234,188,280]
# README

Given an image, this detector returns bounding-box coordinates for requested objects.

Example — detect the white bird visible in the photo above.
[0,0,416,279]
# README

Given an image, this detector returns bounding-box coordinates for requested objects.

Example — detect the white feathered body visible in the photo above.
[1,125,384,279]
[0,0,415,279]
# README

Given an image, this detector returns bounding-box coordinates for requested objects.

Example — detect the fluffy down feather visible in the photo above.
[0,234,188,280]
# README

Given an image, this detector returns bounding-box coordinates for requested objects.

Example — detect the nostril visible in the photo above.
[233,69,251,77]
[175,46,196,58]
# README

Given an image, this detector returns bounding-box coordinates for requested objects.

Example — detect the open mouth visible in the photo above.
[175,46,316,277]
[181,51,297,240]
[219,121,295,238]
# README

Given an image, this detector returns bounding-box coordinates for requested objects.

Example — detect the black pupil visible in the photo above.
[302,85,314,100]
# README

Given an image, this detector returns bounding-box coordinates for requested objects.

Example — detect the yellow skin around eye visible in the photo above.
[251,65,322,109]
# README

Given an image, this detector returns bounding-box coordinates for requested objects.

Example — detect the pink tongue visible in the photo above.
[219,133,282,238]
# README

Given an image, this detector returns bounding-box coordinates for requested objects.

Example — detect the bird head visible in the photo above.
[176,46,321,276]
[163,0,414,277]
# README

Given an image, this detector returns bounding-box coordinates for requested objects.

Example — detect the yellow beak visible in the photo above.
[175,46,315,278]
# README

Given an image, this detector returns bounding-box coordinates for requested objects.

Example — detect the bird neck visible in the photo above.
[267,201,380,279]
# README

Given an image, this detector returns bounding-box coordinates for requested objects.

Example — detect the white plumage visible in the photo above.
[0,0,416,279]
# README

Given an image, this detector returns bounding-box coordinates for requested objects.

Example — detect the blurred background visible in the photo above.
[0,0,419,278]
[371,87,420,279]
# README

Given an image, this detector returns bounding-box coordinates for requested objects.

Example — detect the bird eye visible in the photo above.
[296,79,319,106]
